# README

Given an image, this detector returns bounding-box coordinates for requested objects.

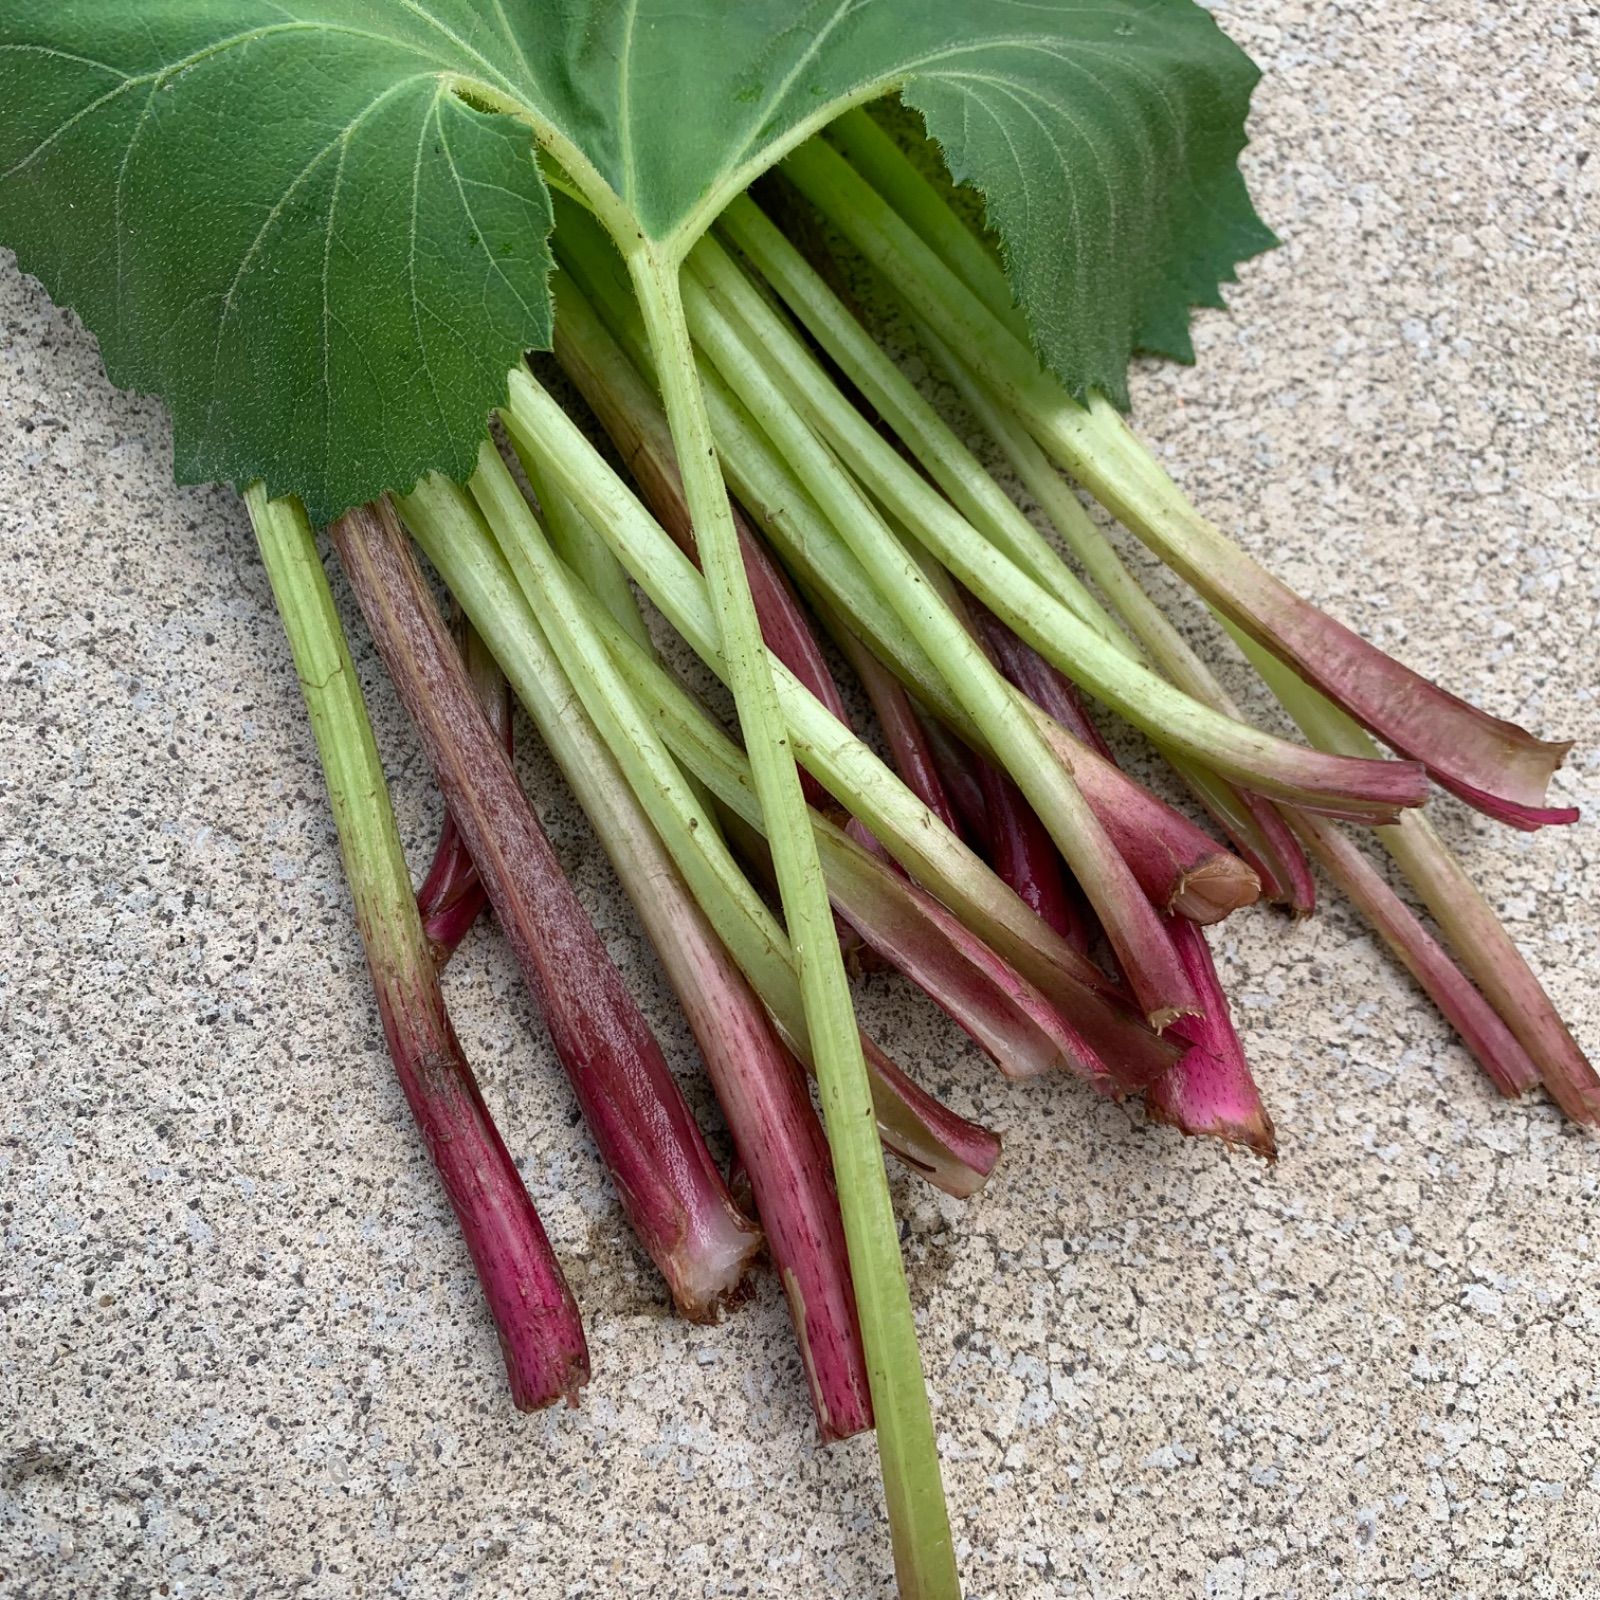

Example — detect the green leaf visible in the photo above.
[0,1,1269,520]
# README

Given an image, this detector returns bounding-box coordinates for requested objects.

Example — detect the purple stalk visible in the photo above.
[838,820,1133,1093]
[978,603,1315,918]
[415,614,510,960]
[971,759,1087,949]
[1147,920,1278,1160]
[334,501,761,1322]
[1295,815,1543,1100]
[630,843,873,1439]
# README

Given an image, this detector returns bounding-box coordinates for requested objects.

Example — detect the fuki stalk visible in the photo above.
[246,486,588,1411]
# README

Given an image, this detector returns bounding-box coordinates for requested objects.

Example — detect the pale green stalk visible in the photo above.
[398,471,995,1196]
[707,187,1418,819]
[568,246,954,1590]
[782,133,1567,822]
[681,239,1194,1025]
[497,367,1104,1009]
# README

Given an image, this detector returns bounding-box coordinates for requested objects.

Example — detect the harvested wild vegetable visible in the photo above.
[2,3,1590,1593]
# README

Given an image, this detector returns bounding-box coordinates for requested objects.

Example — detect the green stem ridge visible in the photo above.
[622,248,958,1596]
[245,485,589,1411]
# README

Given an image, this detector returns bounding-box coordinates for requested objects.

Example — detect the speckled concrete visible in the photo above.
[3,3,1597,1596]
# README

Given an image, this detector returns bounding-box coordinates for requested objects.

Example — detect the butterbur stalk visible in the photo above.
[245,486,588,1411]
[710,190,1425,826]
[824,605,967,842]
[622,245,958,1592]
[559,543,1178,1090]
[332,499,760,1321]
[926,346,1317,916]
[399,472,1002,1201]
[496,371,1151,1080]
[549,274,852,792]
[1232,627,1598,1122]
[397,478,870,1435]
[683,240,1200,1028]
[557,222,1254,924]
[781,132,1574,830]
[415,612,510,961]
[1148,919,1277,1160]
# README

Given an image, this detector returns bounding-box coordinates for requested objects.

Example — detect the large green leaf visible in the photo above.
[0,1,1271,520]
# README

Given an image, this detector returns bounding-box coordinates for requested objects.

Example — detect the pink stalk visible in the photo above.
[415,615,510,960]
[1078,418,1580,830]
[1377,812,1597,1120]
[449,574,872,1436]
[780,134,1568,829]
[378,972,594,1406]
[863,1033,1002,1196]
[1026,712,1260,923]
[633,851,872,1439]
[838,821,1128,1093]
[1295,815,1542,1100]
[334,502,761,1322]
[1147,920,1277,1160]
[972,759,1087,949]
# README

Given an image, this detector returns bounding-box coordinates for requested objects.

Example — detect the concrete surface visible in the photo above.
[3,3,1597,1596]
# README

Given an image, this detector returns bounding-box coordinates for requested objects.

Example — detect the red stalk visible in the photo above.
[399,471,1003,1200]
[916,716,990,842]
[979,604,1312,917]
[1147,920,1277,1160]
[639,865,872,1439]
[377,968,595,1406]
[1025,711,1260,924]
[334,502,760,1322]
[838,820,1125,1092]
[862,1034,1002,1196]
[971,759,1087,949]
